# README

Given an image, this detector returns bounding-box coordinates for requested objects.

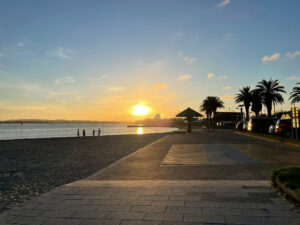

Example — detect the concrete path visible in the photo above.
[89,130,300,180]
[1,130,299,225]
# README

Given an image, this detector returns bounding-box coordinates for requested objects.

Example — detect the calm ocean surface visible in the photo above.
[0,123,178,140]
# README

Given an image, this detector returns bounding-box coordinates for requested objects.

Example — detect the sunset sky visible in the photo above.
[0,0,300,121]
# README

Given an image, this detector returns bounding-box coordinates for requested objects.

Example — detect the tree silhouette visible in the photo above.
[251,89,262,117]
[289,82,300,104]
[235,86,252,121]
[255,79,286,118]
[200,96,224,127]
[200,98,212,127]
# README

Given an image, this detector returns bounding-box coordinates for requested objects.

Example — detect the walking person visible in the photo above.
[82,129,86,137]
[98,128,101,136]
[77,128,80,137]
[93,130,95,136]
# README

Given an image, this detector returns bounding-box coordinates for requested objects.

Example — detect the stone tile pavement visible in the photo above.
[1,131,300,225]
[0,180,299,225]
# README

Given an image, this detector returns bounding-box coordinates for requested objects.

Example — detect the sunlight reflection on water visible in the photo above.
[137,127,143,134]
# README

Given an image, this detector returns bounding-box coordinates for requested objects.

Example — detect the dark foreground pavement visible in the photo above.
[1,129,299,225]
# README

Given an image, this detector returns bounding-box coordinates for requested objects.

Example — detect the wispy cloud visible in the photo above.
[135,59,144,66]
[50,47,78,59]
[178,51,197,64]
[222,86,232,90]
[55,76,76,85]
[261,53,280,62]
[0,52,4,57]
[287,76,300,80]
[218,75,228,79]
[286,51,300,59]
[90,75,109,82]
[183,56,197,64]
[178,74,193,80]
[207,73,215,79]
[224,33,233,40]
[152,83,168,89]
[0,80,74,100]
[153,60,167,66]
[0,81,45,92]
[16,42,25,47]
[220,95,235,101]
[107,86,124,91]
[217,0,231,8]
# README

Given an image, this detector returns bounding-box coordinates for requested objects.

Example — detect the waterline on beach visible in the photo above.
[0,123,178,140]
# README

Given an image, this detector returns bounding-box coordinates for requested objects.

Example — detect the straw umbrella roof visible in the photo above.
[176,107,203,118]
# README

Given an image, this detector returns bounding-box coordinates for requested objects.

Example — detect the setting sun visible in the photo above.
[132,104,151,116]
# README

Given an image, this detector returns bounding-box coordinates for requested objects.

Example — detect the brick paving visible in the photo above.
[0,180,299,225]
[1,130,299,224]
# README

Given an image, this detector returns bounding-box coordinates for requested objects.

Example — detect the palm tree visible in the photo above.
[200,98,212,127]
[200,96,224,126]
[255,79,286,118]
[235,86,252,121]
[209,96,224,120]
[289,83,300,104]
[251,89,262,117]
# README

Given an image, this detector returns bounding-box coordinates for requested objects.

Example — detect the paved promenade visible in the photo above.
[1,130,299,225]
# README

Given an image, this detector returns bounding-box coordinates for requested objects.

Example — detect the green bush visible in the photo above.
[271,166,300,197]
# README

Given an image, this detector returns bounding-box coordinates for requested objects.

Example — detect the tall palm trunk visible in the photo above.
[266,101,272,118]
[245,107,249,120]
[245,103,250,121]
[213,110,217,126]
[267,108,272,118]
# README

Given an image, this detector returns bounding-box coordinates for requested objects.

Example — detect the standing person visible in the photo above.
[98,128,101,136]
[82,129,86,136]
[93,130,95,136]
[77,129,80,137]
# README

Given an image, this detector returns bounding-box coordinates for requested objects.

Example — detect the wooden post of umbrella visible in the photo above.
[176,107,203,133]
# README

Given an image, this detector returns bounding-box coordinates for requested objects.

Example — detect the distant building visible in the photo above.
[154,114,161,121]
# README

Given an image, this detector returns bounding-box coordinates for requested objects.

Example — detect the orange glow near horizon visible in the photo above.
[131,104,151,116]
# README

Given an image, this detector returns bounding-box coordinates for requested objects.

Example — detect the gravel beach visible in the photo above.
[0,133,168,212]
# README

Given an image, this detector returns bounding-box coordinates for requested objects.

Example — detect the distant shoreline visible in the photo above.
[0,120,129,124]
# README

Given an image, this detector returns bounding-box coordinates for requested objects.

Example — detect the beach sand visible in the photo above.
[0,133,169,212]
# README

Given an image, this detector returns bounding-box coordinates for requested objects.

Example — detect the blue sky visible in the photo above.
[0,0,299,120]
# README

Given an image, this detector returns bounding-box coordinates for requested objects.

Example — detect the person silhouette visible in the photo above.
[93,130,95,136]
[77,129,80,137]
[98,128,101,136]
[82,129,86,136]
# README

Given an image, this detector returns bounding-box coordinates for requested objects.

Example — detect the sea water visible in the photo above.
[0,123,178,140]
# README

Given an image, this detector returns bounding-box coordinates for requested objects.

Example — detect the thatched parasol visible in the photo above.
[176,107,203,133]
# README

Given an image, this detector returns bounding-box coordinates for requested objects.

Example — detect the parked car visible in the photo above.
[219,121,235,128]
[269,124,276,134]
[247,118,277,133]
[275,119,292,137]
